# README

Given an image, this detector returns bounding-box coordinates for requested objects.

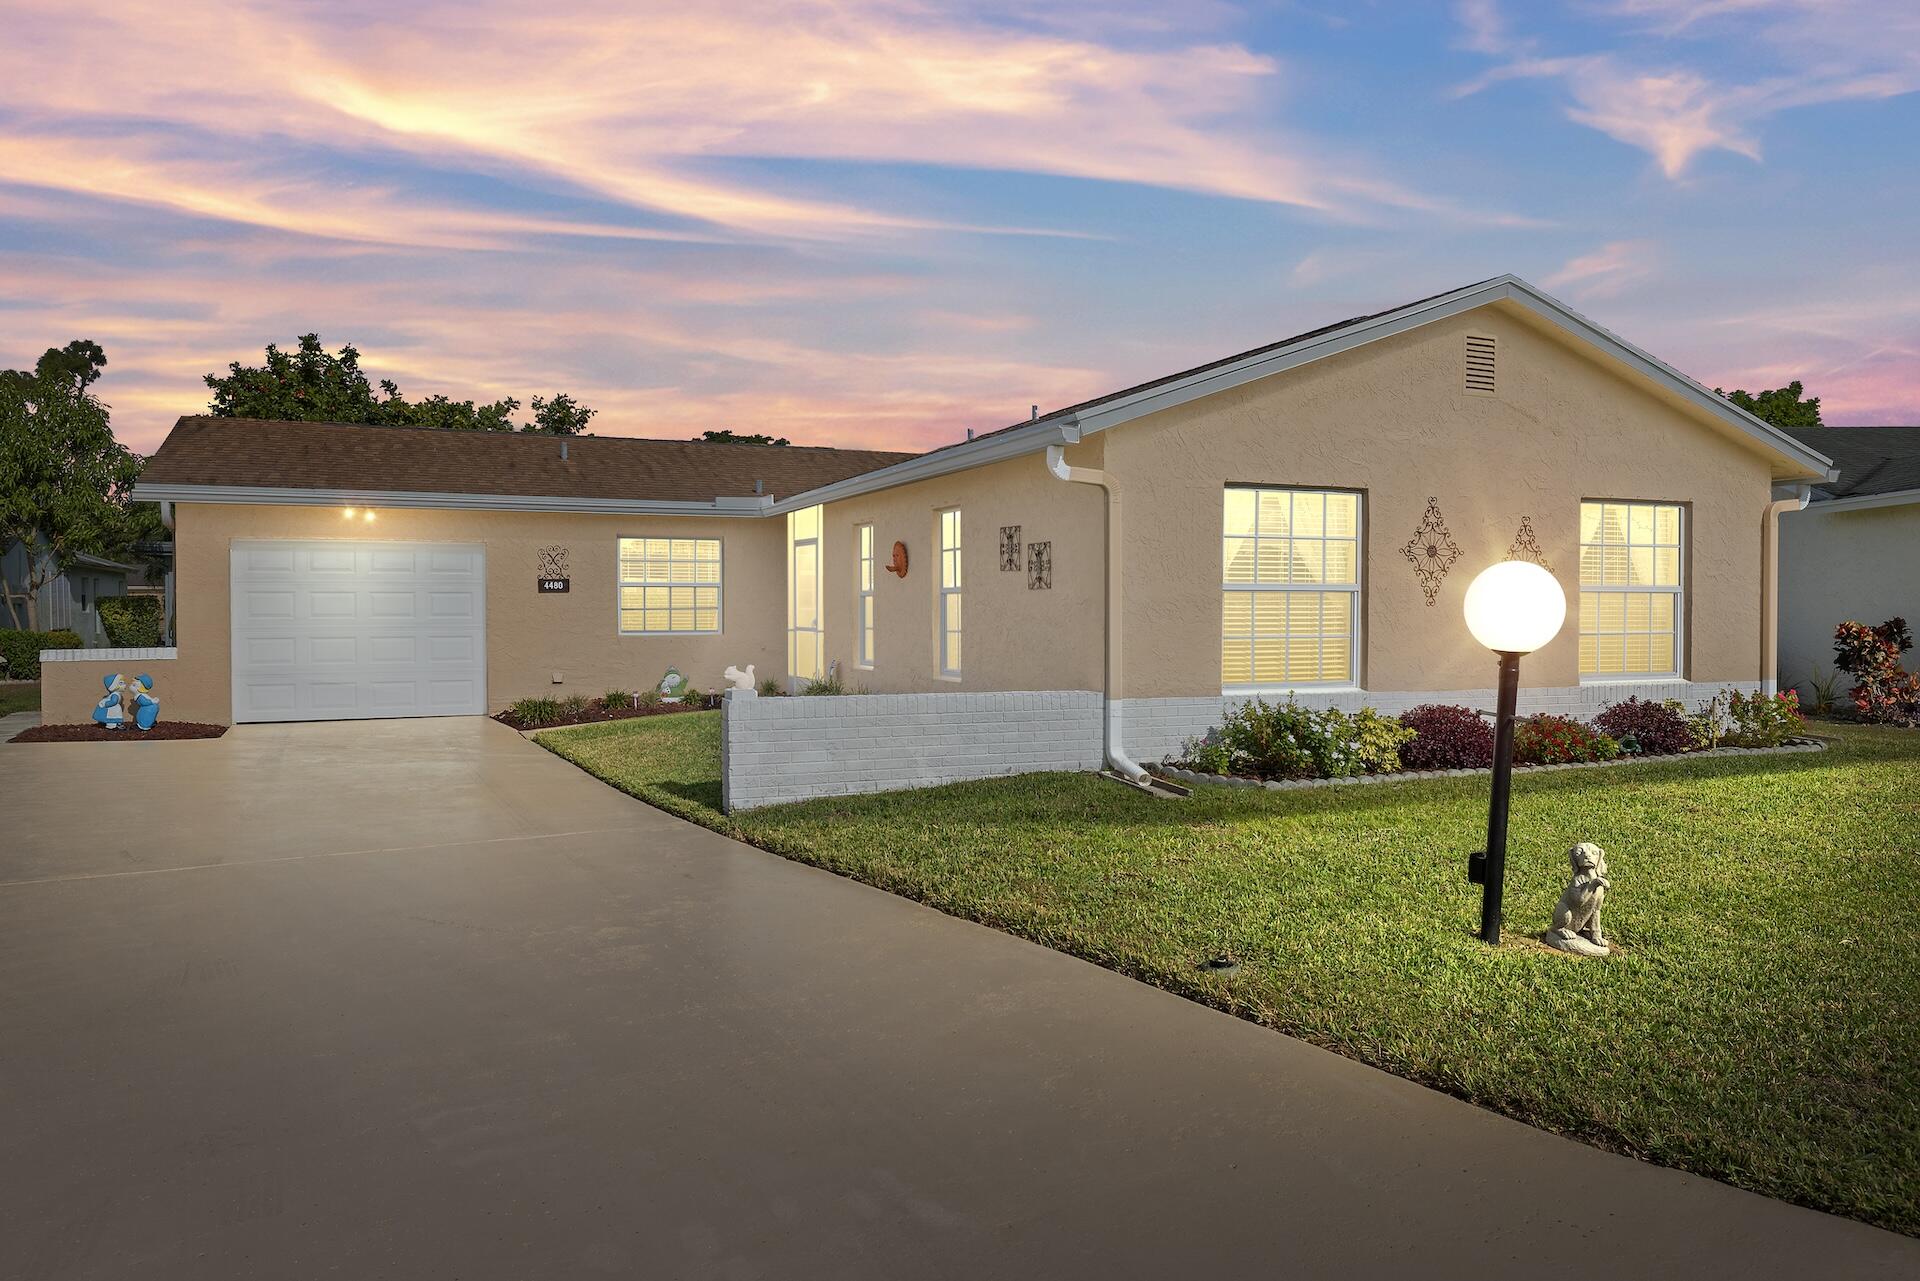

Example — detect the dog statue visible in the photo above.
[722,664,756,692]
[1544,842,1611,957]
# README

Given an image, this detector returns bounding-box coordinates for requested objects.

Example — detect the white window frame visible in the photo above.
[1578,499,1685,682]
[855,523,876,669]
[936,508,962,679]
[788,507,824,689]
[1221,485,1363,694]
[617,536,723,636]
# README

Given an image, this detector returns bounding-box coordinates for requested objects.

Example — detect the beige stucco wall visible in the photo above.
[167,503,786,723]
[1778,501,1920,696]
[817,445,1108,693]
[1101,303,1778,699]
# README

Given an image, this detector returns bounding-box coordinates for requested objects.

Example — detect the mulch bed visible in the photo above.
[12,721,230,743]
[493,699,720,732]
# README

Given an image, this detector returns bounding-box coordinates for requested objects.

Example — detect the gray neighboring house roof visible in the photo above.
[1780,426,1920,510]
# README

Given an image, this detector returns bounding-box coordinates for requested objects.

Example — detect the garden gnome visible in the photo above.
[91,673,127,730]
[1544,842,1611,957]
[130,673,161,730]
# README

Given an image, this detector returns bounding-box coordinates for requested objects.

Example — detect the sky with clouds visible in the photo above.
[3,0,1916,454]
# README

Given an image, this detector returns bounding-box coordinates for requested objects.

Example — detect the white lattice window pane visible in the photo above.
[1223,592,1253,635]
[1257,491,1290,536]
[1323,540,1357,586]
[1655,506,1680,544]
[1252,639,1286,684]
[1651,594,1674,630]
[1629,505,1654,544]
[1224,490,1257,536]
[1629,546,1655,585]
[1579,635,1597,673]
[1649,633,1674,672]
[1222,638,1253,683]
[1322,640,1352,683]
[1223,537,1256,584]
[1291,540,1325,585]
[1579,502,1603,545]
[1624,634,1651,673]
[1326,493,1359,538]
[1654,547,1680,586]
[1598,635,1625,673]
[1255,541,1288,584]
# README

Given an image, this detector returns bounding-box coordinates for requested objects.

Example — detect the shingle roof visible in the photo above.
[1780,426,1920,500]
[139,417,916,504]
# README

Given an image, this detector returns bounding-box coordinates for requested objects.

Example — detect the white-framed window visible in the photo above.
[1221,486,1361,690]
[788,506,824,687]
[937,508,962,677]
[855,523,876,668]
[618,537,721,634]
[1579,500,1683,679]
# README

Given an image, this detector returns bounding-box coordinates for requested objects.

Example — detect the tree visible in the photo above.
[529,393,596,436]
[695,429,790,446]
[204,334,594,433]
[0,341,141,630]
[1715,380,1822,431]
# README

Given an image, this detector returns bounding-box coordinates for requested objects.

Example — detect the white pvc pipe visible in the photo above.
[1046,444,1148,782]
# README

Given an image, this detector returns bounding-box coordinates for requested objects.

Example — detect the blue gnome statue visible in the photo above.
[131,673,161,731]
[92,673,128,730]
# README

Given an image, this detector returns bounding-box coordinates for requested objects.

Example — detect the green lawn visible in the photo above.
[540,712,1920,1234]
[0,682,41,717]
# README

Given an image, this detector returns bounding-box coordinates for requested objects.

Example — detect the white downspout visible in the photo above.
[1761,482,1812,696]
[1046,442,1148,782]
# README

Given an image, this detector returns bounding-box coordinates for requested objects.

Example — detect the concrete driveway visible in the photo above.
[3,718,1914,1279]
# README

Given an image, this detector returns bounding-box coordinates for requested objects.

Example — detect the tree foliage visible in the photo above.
[205,333,595,433]
[1715,380,1823,430]
[0,340,142,629]
[695,429,790,446]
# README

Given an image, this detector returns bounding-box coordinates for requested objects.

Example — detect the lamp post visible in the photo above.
[1462,561,1567,945]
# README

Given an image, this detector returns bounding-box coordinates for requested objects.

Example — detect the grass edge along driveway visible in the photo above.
[538,712,1920,1236]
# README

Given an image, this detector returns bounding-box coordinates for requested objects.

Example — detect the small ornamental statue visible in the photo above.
[657,667,688,700]
[1544,842,1611,956]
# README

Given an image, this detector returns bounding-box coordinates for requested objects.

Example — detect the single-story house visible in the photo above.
[3,537,133,647]
[50,275,1833,779]
[1776,425,1920,697]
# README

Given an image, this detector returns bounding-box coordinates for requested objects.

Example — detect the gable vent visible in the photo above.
[1464,333,1497,396]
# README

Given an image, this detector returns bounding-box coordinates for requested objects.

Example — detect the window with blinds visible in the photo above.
[617,537,721,634]
[1221,487,1361,689]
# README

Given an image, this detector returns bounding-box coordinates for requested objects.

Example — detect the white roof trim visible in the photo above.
[133,482,776,517]
[1800,486,1920,514]
[135,275,1835,517]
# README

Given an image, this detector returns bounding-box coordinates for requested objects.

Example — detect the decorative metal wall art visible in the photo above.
[537,544,571,593]
[1401,497,1461,607]
[1027,541,1052,590]
[999,525,1022,572]
[1505,515,1554,573]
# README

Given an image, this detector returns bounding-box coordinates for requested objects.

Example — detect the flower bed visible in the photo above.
[11,720,228,743]
[1168,691,1813,786]
[494,690,720,732]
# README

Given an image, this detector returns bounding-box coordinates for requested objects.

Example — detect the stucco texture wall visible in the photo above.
[1778,502,1920,696]
[171,503,785,723]
[1101,303,1778,699]
[41,655,182,727]
[817,446,1108,693]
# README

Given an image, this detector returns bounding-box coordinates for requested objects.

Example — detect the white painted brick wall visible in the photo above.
[721,689,1103,811]
[39,646,180,662]
[1118,680,1767,765]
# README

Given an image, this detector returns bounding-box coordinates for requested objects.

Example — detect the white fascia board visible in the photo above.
[764,418,1080,514]
[1800,486,1920,514]
[1048,275,1834,483]
[134,482,776,517]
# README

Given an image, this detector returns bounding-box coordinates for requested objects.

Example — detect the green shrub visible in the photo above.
[1194,697,1412,780]
[1722,688,1805,747]
[505,696,560,727]
[557,694,591,716]
[0,628,84,681]
[679,684,703,707]
[602,688,632,710]
[757,677,783,697]
[635,688,663,711]
[98,596,164,646]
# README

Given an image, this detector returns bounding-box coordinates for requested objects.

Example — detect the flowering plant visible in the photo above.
[1512,714,1621,765]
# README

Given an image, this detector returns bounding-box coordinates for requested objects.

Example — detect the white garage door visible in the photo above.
[231,540,487,723]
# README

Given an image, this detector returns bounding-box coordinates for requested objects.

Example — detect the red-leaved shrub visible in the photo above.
[1399,704,1494,769]
[1512,714,1621,765]
[1593,696,1693,755]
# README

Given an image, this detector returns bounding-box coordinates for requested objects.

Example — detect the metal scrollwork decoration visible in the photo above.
[537,545,570,578]
[1027,541,1052,590]
[1504,515,1553,573]
[1401,497,1462,607]
[1000,525,1022,572]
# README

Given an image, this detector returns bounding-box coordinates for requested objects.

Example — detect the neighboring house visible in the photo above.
[1776,426,1920,700]
[92,275,1830,771]
[1,537,131,646]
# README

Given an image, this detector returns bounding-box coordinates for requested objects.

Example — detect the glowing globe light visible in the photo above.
[1463,560,1566,655]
